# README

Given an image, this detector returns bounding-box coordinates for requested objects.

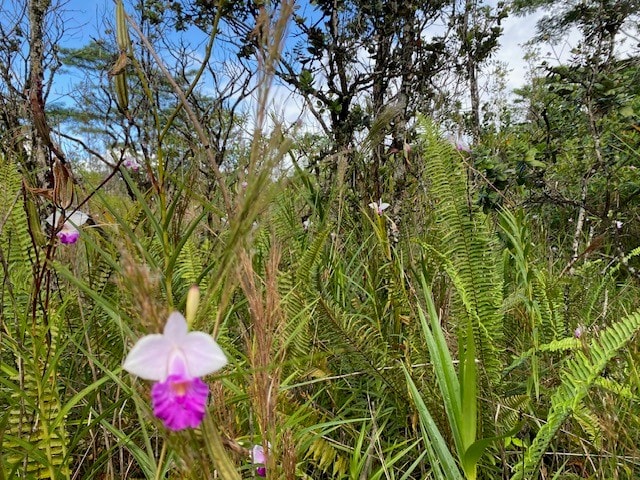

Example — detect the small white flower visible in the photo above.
[368,199,390,215]
[615,220,623,229]
[302,218,312,230]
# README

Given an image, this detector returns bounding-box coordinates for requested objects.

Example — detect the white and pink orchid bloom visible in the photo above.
[123,312,228,430]
[123,311,227,381]
[251,443,270,477]
[122,154,141,171]
[45,210,89,245]
[368,200,390,215]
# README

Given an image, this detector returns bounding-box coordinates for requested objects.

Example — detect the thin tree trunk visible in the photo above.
[28,0,64,171]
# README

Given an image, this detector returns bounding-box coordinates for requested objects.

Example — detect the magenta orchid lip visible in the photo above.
[123,311,228,430]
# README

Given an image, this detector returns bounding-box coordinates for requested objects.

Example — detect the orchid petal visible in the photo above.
[151,375,209,430]
[164,311,188,339]
[123,334,173,381]
[379,202,390,211]
[180,332,228,378]
[252,445,266,463]
[45,212,60,226]
[58,228,80,244]
[67,211,89,227]
[167,350,189,377]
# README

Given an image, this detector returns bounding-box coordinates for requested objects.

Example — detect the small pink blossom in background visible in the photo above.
[455,139,471,153]
[368,199,390,215]
[574,325,584,339]
[122,153,141,171]
[251,443,270,477]
[45,210,89,245]
[615,220,623,229]
[123,312,228,431]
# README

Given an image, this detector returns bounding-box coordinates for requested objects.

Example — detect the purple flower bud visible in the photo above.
[251,444,269,477]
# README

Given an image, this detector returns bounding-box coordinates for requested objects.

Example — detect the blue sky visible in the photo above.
[50,0,580,129]
[54,0,553,81]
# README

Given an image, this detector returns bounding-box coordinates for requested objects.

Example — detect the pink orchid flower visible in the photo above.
[122,154,141,171]
[368,200,390,215]
[45,210,89,245]
[123,312,228,430]
[455,140,471,153]
[251,443,270,477]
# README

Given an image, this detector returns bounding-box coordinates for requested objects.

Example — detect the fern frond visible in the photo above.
[511,310,640,479]
[572,404,602,449]
[496,395,531,431]
[4,322,70,479]
[417,119,503,381]
[504,337,582,375]
[0,157,33,267]
[277,273,314,360]
[313,297,406,400]
[532,270,566,342]
[593,376,634,399]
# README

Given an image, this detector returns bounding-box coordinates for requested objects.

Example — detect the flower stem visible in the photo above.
[154,441,167,480]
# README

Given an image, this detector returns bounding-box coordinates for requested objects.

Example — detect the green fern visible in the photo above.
[173,237,208,295]
[417,119,504,381]
[510,310,640,479]
[0,156,70,479]
[5,334,70,479]
[572,404,602,449]
[0,157,33,266]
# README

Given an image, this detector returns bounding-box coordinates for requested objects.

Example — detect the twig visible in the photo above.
[125,11,232,215]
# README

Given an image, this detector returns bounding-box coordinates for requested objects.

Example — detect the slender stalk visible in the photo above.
[153,441,167,480]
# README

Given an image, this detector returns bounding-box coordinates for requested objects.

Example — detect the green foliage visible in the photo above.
[417,118,504,383]
[0,157,32,266]
[4,325,70,479]
[511,310,640,479]
[0,157,70,479]
[5,0,640,475]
